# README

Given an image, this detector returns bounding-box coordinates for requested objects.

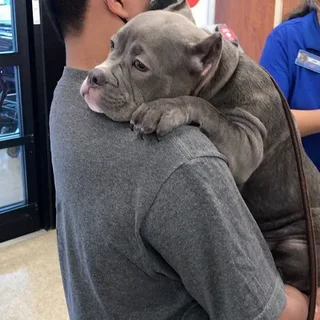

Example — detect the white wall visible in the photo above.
[190,0,216,26]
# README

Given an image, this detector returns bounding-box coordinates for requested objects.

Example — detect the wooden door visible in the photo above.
[215,0,276,61]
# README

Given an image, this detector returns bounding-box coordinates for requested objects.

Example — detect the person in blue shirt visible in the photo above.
[260,0,320,170]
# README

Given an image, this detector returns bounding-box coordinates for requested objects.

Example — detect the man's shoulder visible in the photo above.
[50,67,227,185]
[51,87,227,175]
[108,125,229,206]
[137,125,227,168]
[52,67,225,163]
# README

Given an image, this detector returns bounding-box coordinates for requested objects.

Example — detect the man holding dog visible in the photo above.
[44,0,316,318]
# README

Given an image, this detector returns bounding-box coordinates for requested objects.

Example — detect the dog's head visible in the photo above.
[80,0,223,121]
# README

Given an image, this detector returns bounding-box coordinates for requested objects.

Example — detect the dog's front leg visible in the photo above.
[131,96,267,185]
[131,97,193,136]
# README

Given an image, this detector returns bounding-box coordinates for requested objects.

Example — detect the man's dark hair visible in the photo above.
[149,0,179,10]
[42,0,89,38]
[43,0,180,38]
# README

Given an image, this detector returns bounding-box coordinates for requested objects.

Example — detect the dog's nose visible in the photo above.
[88,68,107,87]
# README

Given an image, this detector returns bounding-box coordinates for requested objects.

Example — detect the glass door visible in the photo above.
[0,0,39,242]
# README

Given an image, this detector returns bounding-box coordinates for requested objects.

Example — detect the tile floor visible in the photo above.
[0,230,69,320]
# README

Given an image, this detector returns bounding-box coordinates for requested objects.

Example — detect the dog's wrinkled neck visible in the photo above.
[197,39,240,99]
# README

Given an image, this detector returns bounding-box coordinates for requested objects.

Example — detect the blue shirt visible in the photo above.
[260,9,320,170]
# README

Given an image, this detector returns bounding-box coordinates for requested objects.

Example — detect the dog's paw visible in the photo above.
[131,102,158,135]
[130,98,190,138]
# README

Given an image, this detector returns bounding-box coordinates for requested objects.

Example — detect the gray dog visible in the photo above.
[80,0,320,300]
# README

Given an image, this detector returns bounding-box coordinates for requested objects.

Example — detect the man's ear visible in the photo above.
[164,0,195,23]
[105,0,129,20]
[190,32,223,78]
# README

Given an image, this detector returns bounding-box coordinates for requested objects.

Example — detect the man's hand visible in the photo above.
[279,285,320,320]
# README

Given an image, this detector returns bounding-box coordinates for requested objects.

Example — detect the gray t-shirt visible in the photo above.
[50,67,285,320]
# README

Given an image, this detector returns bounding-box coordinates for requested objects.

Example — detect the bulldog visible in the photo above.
[80,0,320,307]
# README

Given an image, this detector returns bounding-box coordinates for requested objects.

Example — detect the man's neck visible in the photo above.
[65,15,124,71]
[65,36,110,71]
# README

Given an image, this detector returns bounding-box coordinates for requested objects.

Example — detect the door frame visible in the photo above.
[0,0,40,242]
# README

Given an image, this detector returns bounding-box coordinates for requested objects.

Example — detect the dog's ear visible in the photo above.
[164,0,195,23]
[190,32,223,79]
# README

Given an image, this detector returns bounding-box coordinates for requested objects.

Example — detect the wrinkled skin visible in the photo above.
[81,0,320,294]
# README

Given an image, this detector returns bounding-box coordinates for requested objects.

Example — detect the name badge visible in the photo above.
[295,49,320,74]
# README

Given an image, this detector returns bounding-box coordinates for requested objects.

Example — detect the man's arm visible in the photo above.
[141,156,286,319]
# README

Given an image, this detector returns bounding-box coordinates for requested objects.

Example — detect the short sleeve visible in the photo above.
[141,156,285,320]
[260,27,291,100]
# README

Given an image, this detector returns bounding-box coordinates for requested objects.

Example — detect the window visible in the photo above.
[0,0,16,53]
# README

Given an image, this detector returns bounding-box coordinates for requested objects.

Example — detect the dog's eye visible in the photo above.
[133,60,148,72]
[110,40,115,50]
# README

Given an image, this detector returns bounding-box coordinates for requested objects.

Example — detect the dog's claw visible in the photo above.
[156,135,160,142]
[200,127,207,135]
[138,131,144,140]
[130,122,134,131]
